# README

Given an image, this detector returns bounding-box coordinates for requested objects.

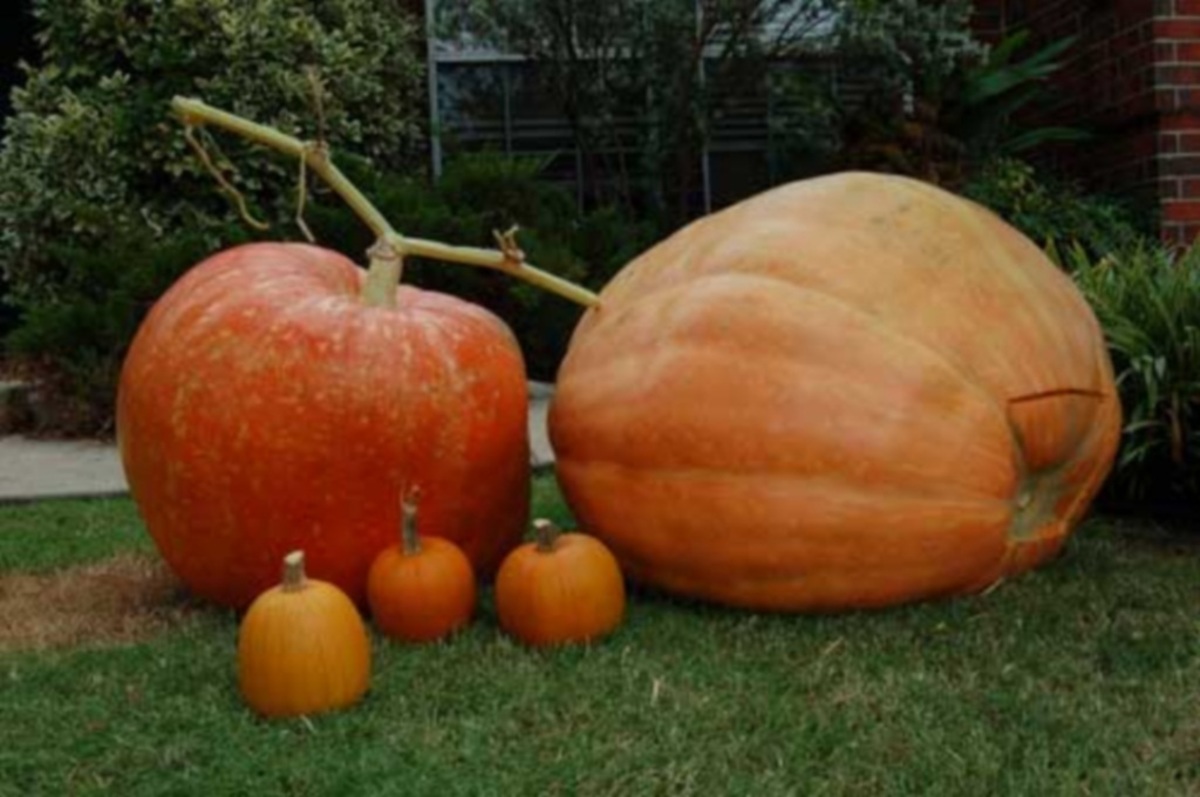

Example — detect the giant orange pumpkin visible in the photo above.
[118,243,529,609]
[550,172,1121,612]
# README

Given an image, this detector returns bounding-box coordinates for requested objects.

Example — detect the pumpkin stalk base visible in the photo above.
[1008,467,1067,542]
[362,238,404,308]
[282,550,308,592]
[533,519,561,553]
[400,491,422,556]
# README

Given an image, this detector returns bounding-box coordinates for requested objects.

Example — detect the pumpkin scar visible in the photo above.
[1004,390,1108,543]
[1009,387,1107,404]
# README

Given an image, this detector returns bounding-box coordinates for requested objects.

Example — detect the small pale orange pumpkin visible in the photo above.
[494,519,625,647]
[238,550,370,718]
[367,490,477,642]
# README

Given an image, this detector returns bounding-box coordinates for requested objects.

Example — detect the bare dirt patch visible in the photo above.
[0,553,194,651]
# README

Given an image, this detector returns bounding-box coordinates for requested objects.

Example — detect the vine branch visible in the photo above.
[171,96,601,308]
[183,124,270,231]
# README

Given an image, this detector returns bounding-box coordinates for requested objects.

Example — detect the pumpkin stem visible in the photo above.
[169,96,601,309]
[533,519,561,553]
[362,237,404,309]
[282,550,307,592]
[400,489,422,557]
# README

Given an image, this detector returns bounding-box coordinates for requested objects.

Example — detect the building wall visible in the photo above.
[973,0,1200,245]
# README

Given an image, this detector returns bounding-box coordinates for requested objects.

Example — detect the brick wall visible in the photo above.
[972,0,1200,245]
[1155,3,1200,243]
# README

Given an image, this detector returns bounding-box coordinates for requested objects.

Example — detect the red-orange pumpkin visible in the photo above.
[494,519,625,646]
[549,172,1121,612]
[367,490,477,642]
[118,243,529,609]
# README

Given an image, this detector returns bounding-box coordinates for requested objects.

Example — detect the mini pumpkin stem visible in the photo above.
[533,519,561,553]
[400,489,422,556]
[282,550,307,592]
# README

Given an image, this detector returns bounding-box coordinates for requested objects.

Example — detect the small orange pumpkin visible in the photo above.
[494,518,625,647]
[367,490,477,642]
[237,550,371,718]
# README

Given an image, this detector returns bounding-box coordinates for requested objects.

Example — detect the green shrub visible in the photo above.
[307,151,660,381]
[0,0,425,308]
[1069,243,1200,507]
[0,0,427,431]
[965,158,1154,258]
[6,222,262,433]
[4,148,655,432]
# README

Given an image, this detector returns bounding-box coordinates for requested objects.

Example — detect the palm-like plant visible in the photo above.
[841,28,1087,185]
[1070,243,1200,504]
[953,29,1088,160]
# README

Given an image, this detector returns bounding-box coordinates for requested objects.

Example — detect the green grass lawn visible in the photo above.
[1,475,1198,796]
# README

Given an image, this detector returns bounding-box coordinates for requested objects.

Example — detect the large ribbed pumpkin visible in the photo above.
[118,243,529,609]
[549,172,1121,612]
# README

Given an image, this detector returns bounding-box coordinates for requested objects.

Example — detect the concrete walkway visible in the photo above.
[0,382,556,502]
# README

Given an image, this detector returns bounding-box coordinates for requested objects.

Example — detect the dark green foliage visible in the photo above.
[1070,244,1200,507]
[306,152,659,380]
[5,222,261,433]
[965,158,1155,258]
[0,0,661,431]
[954,31,1086,158]
[0,0,426,335]
[838,13,1083,186]
[3,150,654,433]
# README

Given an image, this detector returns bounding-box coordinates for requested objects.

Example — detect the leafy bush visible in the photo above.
[837,6,1082,186]
[1069,243,1200,507]
[0,0,427,431]
[0,0,425,307]
[4,149,654,433]
[6,222,261,433]
[307,152,660,381]
[966,158,1155,259]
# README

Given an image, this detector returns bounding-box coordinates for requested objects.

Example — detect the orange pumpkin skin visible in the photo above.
[367,536,476,643]
[117,243,529,609]
[494,521,625,646]
[366,495,476,642]
[550,172,1121,612]
[238,551,371,718]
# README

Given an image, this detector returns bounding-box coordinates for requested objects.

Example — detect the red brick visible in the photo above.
[1175,0,1200,14]
[1159,154,1200,175]
[1161,225,1189,248]
[1157,64,1200,83]
[1163,222,1200,245]
[1160,112,1200,128]
[1164,199,1200,219]
[1182,177,1200,196]
[1156,18,1200,38]
[1161,177,1182,198]
[1177,41,1200,61]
